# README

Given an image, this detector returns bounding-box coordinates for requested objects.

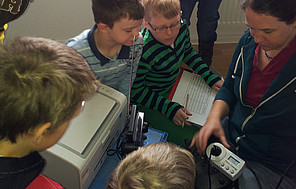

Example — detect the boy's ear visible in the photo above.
[292,19,296,28]
[33,122,51,146]
[142,19,149,28]
[97,23,110,33]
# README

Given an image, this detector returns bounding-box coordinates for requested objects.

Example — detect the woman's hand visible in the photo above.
[189,100,230,153]
[190,117,229,154]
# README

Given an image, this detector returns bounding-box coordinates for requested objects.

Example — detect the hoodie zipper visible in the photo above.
[236,47,296,138]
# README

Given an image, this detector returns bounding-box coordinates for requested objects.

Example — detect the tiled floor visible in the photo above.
[192,43,237,78]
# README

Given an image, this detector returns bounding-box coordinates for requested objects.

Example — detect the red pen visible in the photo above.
[182,94,189,128]
[185,93,189,113]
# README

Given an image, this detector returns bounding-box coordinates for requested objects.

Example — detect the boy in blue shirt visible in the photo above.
[66,0,144,98]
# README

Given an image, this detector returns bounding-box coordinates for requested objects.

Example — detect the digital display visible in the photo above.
[228,156,239,166]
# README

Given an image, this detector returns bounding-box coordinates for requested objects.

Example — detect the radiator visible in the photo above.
[217,0,247,43]
[189,0,247,44]
[219,0,245,25]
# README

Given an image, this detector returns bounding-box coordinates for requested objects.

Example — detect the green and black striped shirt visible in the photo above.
[131,19,220,120]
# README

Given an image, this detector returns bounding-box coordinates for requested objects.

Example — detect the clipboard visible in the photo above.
[168,68,217,126]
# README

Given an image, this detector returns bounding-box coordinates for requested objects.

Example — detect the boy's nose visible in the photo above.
[166,27,173,35]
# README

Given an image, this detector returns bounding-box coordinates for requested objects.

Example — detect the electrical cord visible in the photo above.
[208,144,242,189]
[245,160,296,189]
[106,135,124,160]
[208,152,212,189]
[106,115,131,160]
[208,145,222,189]
[275,160,296,189]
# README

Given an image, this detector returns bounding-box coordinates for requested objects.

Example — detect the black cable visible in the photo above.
[208,153,212,189]
[233,178,240,189]
[275,160,296,189]
[106,115,131,160]
[107,135,123,160]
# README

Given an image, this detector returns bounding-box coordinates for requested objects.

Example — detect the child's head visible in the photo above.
[143,0,182,46]
[107,142,196,189]
[0,37,97,152]
[92,0,145,46]
[92,0,144,28]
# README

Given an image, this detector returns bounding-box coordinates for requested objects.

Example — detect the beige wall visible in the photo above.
[5,0,247,44]
[5,0,94,43]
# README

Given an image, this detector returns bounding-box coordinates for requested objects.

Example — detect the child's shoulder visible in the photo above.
[134,32,143,45]
[66,29,91,49]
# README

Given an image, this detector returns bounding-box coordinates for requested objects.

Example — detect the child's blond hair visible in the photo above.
[107,142,196,189]
[143,0,180,21]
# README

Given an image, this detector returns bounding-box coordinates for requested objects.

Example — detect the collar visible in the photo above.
[0,151,44,172]
[87,25,131,66]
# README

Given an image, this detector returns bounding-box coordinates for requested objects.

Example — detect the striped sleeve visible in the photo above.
[131,30,182,120]
[180,20,220,87]
[131,55,182,120]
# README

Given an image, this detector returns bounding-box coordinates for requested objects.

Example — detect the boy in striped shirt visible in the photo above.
[66,0,144,98]
[131,0,223,128]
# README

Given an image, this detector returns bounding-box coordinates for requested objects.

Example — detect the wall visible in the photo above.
[5,0,247,44]
[5,0,94,43]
